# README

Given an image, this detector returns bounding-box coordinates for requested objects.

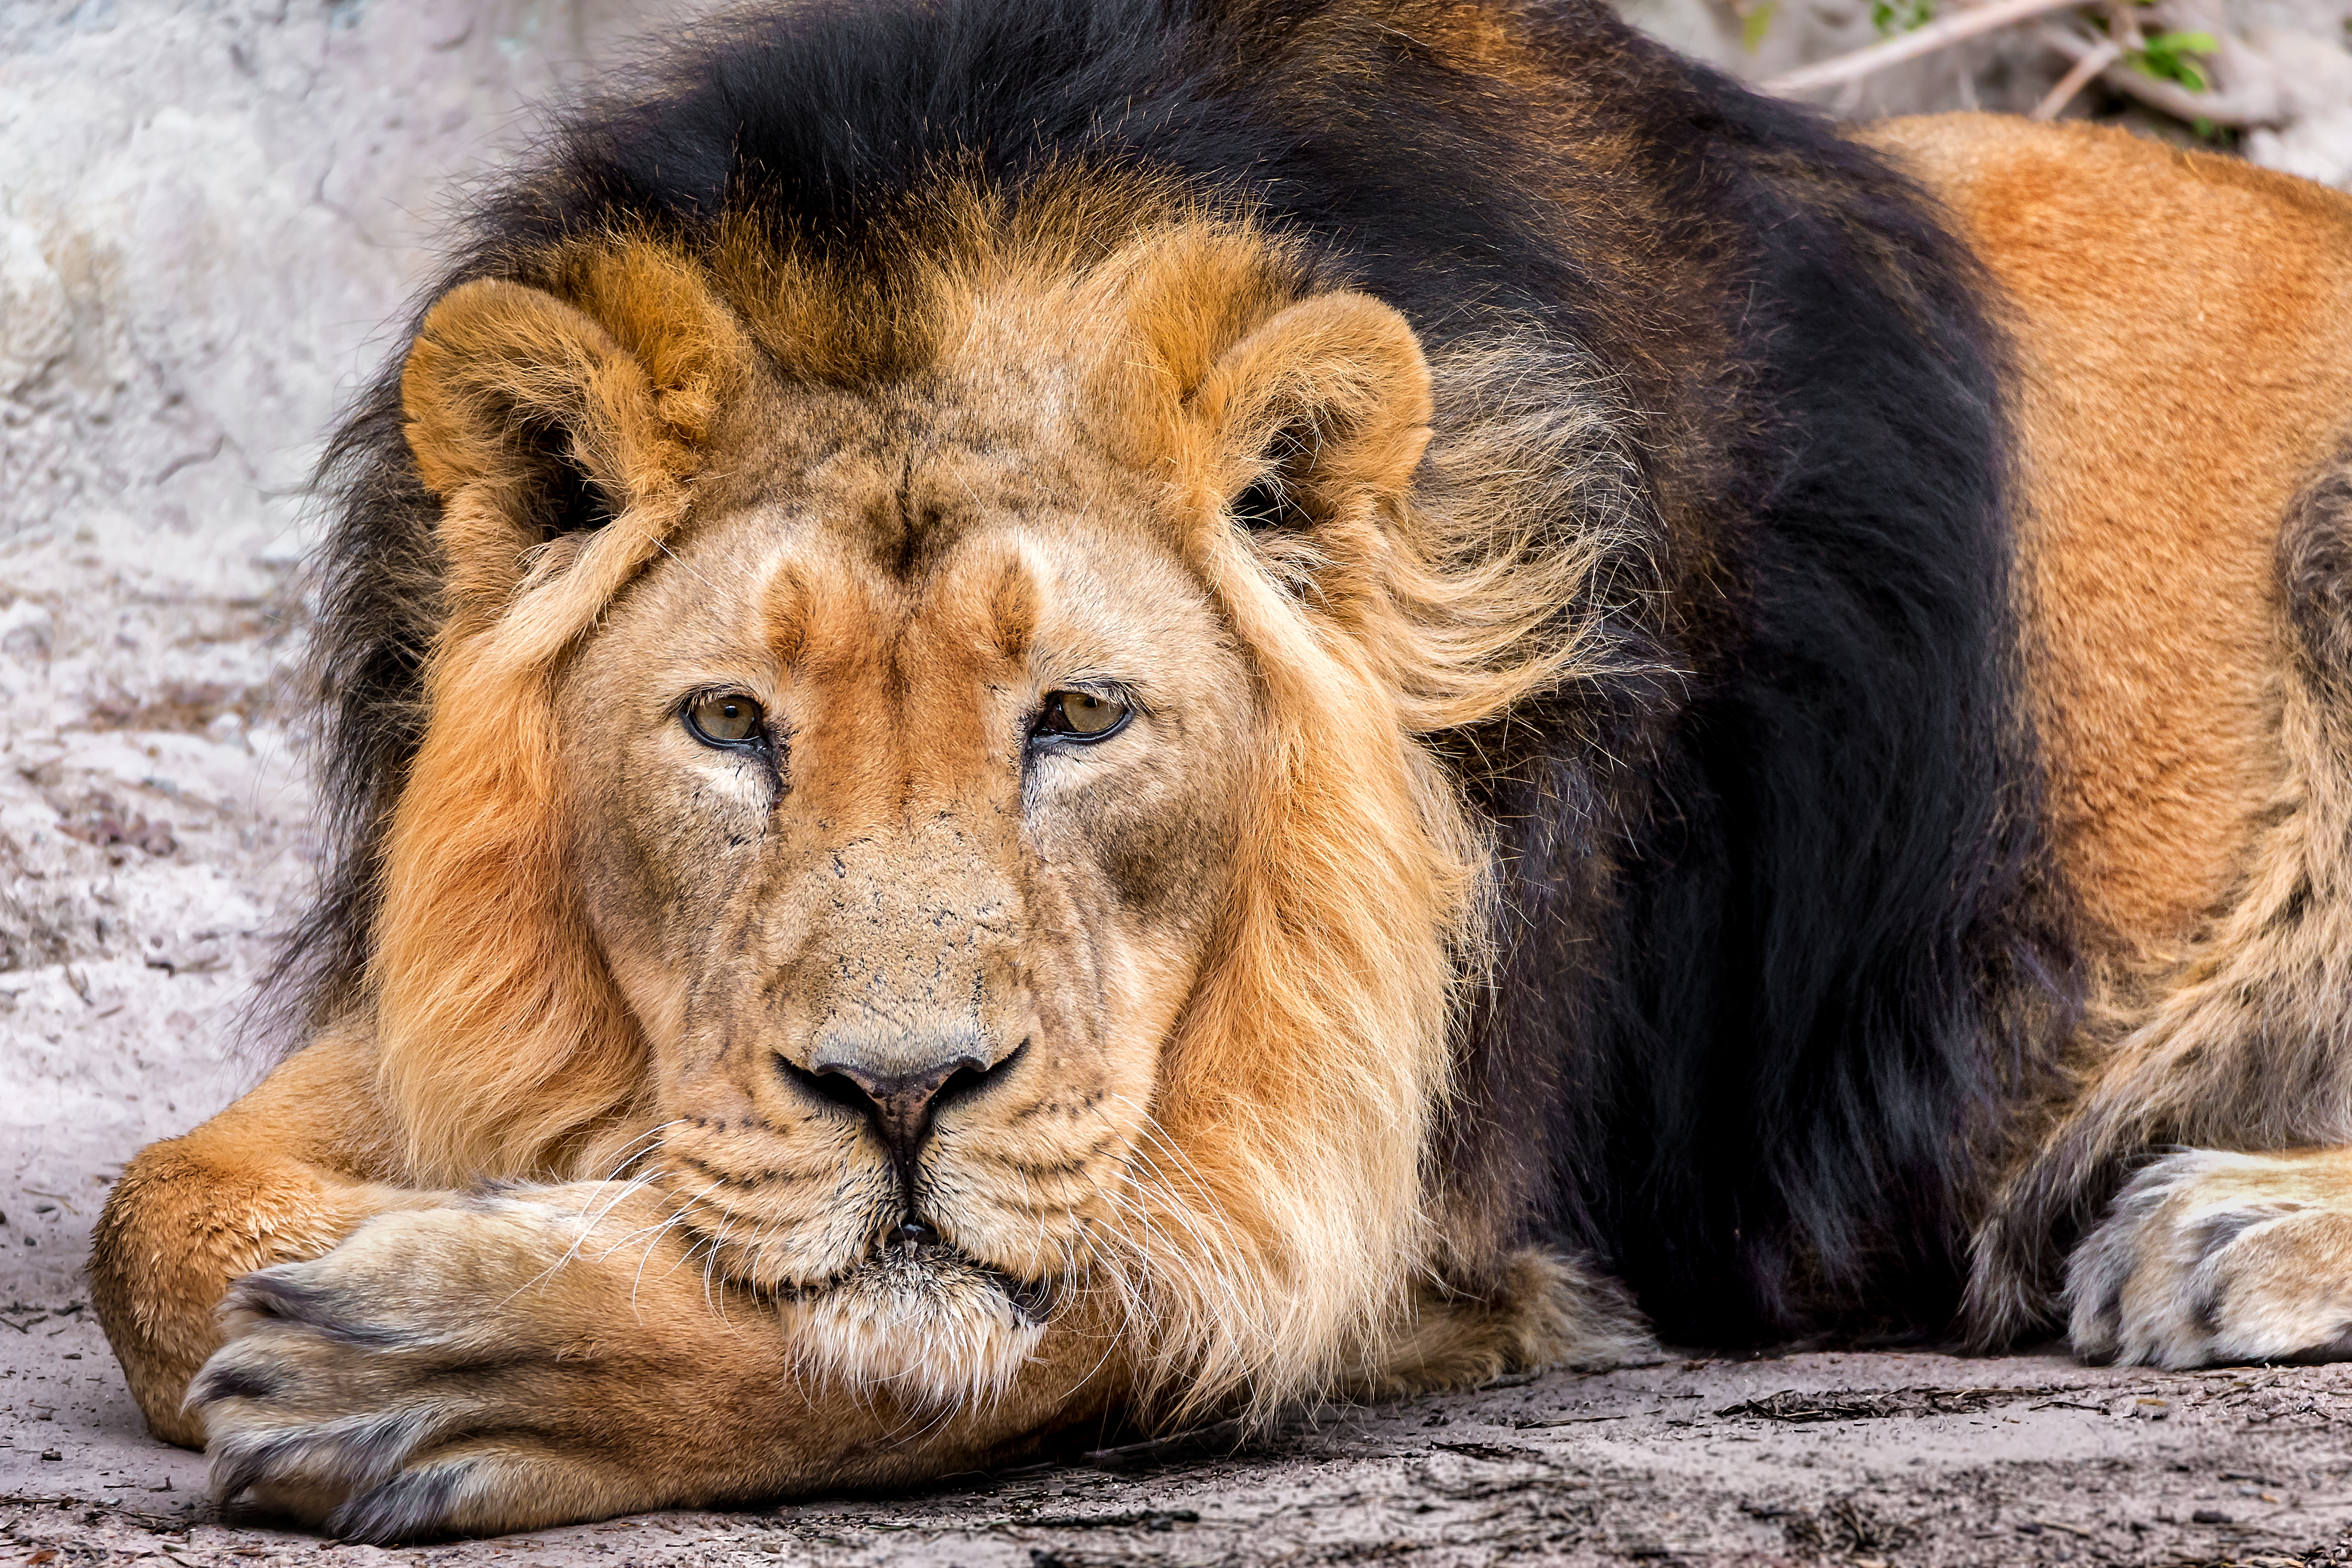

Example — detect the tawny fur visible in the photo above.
[1866,119,2352,1344]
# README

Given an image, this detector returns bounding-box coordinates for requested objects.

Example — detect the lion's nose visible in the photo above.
[815,1058,977,1165]
[794,1045,1023,1169]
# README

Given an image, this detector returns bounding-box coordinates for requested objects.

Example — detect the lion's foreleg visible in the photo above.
[183,1182,1121,1540]
[90,1034,445,1447]
[1352,1249,1655,1400]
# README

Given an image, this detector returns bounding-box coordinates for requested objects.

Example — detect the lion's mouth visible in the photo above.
[771,1223,1058,1327]
[652,1152,1063,1323]
[753,1221,1057,1406]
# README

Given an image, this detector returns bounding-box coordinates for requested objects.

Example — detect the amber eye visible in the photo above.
[684,692,766,747]
[1035,690,1130,742]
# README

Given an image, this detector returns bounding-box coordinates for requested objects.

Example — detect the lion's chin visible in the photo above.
[785,1246,1049,1411]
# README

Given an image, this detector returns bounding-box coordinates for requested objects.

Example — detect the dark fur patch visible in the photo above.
[186,1359,283,1406]
[223,1270,329,1325]
[2281,443,2352,701]
[331,1464,468,1546]
[227,1272,427,1350]
[1416,41,2075,1339]
[211,1425,340,1507]
[2193,1206,2284,1264]
[2280,1325,2352,1365]
[2183,1204,2292,1339]
[283,0,2075,1344]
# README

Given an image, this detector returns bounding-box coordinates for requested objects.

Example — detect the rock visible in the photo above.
[0,221,71,395]
[0,599,54,660]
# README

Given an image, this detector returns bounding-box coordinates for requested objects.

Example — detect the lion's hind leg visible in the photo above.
[2067,452,2352,1365]
[2057,449,2352,1371]
[2069,1147,2352,1368]
[1971,444,2352,1350]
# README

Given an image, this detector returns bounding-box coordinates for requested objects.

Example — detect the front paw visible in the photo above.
[187,1197,707,1541]
[2068,1148,2352,1368]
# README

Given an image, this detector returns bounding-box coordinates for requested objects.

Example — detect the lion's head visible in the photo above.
[297,165,1643,1418]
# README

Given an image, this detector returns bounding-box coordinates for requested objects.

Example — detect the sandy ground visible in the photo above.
[9,0,2352,1562]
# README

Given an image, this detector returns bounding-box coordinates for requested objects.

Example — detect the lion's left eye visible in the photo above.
[685,692,766,747]
[1034,690,1130,742]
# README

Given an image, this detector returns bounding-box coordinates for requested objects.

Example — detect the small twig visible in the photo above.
[2031,36,2122,117]
[1762,0,2086,94]
[2034,23,2287,128]
[2101,0,2146,51]
[2034,1519,2096,1539]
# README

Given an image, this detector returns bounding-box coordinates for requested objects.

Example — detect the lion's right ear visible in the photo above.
[399,248,748,646]
[376,248,749,1180]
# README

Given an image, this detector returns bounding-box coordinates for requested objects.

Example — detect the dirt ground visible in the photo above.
[11,0,2352,1564]
[12,1290,2352,1568]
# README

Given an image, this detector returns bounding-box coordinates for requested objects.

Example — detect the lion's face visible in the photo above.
[556,367,1254,1377]
[370,215,1585,1412]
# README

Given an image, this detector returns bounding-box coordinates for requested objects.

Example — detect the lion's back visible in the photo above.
[1873,113,2352,956]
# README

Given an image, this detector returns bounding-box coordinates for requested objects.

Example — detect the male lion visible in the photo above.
[90,0,2352,1541]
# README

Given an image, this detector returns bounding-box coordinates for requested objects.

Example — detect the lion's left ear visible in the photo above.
[1188,291,1434,556]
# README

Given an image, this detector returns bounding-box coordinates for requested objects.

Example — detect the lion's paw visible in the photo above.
[188,1199,675,1541]
[2067,1148,2352,1368]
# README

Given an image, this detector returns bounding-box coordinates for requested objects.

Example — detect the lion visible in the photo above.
[87,0,2352,1541]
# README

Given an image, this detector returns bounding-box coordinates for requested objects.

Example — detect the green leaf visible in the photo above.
[2132,29,2219,92]
[1870,0,1934,34]
[1742,0,1779,52]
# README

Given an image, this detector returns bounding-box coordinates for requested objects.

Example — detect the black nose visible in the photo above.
[785,1044,1025,1170]
[819,1059,978,1165]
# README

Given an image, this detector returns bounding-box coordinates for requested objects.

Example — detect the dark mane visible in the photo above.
[281,0,2074,1344]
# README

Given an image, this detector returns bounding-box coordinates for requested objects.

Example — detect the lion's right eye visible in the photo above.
[685,692,766,747]
[1035,690,1130,742]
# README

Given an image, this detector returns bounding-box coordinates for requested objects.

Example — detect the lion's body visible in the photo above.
[85,0,2352,1539]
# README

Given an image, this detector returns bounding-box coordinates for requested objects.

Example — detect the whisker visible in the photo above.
[509,1169,666,1304]
[627,1177,728,1317]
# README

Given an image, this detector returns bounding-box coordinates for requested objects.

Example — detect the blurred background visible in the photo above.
[2,0,2349,1296]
